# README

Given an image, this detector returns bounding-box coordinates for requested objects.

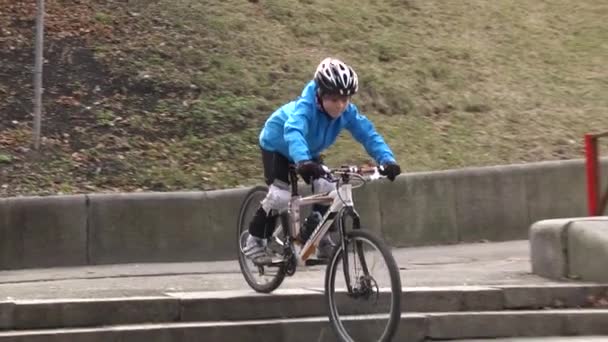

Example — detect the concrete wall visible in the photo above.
[530,217,608,282]
[88,192,208,265]
[358,159,606,247]
[88,188,249,265]
[0,159,605,269]
[0,196,87,269]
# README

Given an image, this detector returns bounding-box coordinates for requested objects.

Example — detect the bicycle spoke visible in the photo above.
[326,230,401,342]
[237,187,287,293]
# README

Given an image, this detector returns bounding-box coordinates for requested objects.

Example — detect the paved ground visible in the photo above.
[0,240,586,300]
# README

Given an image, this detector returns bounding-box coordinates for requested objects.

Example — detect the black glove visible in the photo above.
[380,162,401,181]
[296,160,325,184]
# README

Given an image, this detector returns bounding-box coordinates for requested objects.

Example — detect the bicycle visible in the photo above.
[237,165,402,342]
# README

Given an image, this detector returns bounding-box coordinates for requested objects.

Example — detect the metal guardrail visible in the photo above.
[585,132,608,216]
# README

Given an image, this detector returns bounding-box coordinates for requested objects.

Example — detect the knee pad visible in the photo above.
[261,184,291,214]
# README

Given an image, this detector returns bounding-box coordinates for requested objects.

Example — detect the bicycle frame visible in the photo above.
[275,171,363,264]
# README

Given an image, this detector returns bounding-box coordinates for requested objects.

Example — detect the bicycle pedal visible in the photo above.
[305,258,329,266]
[253,254,285,266]
[269,259,285,266]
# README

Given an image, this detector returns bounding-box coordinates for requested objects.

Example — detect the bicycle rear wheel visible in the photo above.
[237,186,286,293]
[325,229,402,342]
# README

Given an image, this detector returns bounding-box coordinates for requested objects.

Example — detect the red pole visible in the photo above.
[585,134,599,216]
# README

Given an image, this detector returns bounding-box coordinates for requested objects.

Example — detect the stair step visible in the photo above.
[0,309,607,342]
[2,285,607,331]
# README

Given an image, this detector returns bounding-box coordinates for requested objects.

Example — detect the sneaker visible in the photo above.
[243,235,272,265]
[316,234,336,260]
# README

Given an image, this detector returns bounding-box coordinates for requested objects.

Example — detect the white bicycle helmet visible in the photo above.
[314,57,359,96]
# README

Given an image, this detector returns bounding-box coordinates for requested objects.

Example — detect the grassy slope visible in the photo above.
[0,0,607,196]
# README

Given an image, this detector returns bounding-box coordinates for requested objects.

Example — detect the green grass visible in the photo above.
[94,12,113,25]
[2,0,607,196]
[0,153,12,164]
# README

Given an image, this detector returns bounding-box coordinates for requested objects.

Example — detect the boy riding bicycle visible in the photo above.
[244,57,402,264]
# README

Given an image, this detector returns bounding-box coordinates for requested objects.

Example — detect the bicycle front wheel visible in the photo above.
[325,229,402,342]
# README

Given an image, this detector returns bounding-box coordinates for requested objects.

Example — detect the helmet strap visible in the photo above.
[316,90,327,113]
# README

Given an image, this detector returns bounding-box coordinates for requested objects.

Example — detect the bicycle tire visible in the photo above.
[236,186,287,293]
[325,229,402,342]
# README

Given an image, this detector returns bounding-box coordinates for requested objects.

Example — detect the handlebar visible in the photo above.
[328,165,385,183]
[288,164,387,187]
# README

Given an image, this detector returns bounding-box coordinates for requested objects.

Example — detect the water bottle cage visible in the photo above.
[299,211,322,243]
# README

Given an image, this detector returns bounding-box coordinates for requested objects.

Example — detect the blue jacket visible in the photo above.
[259,81,396,164]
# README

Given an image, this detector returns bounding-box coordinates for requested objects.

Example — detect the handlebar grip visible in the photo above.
[359,166,378,174]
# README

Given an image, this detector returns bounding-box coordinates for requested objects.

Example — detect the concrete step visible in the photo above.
[0,309,607,342]
[2,285,607,331]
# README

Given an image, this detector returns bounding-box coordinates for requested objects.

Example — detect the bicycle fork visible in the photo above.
[337,206,373,296]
